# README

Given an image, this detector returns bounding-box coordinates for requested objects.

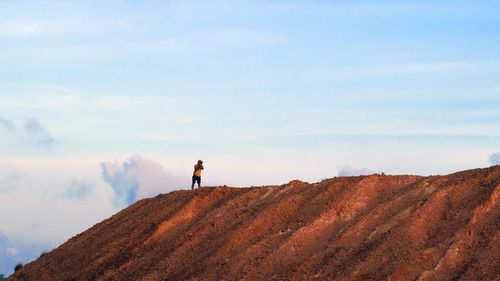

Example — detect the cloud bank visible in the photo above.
[101,156,186,208]
[489,153,500,165]
[338,165,375,176]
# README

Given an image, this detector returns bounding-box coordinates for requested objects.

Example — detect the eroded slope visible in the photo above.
[8,166,500,281]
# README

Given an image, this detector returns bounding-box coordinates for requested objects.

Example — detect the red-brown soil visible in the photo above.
[8,166,500,281]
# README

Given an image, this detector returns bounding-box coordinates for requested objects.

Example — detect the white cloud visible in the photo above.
[62,180,93,200]
[338,165,375,176]
[489,152,500,165]
[5,247,19,257]
[303,61,500,82]
[0,27,280,61]
[189,28,286,51]
[19,39,183,61]
[101,155,187,208]
[0,18,127,37]
[0,21,49,36]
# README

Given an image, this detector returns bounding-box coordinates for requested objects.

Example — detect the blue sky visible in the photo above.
[1,0,500,276]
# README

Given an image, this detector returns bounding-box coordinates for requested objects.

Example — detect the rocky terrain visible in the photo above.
[8,166,500,281]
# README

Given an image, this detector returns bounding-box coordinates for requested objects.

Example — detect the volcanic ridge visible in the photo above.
[8,166,500,281]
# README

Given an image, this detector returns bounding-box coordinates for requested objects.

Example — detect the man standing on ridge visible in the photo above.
[192,160,204,190]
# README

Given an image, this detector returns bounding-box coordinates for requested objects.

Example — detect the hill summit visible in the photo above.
[8,166,500,281]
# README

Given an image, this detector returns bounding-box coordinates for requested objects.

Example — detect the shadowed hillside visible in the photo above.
[8,166,500,281]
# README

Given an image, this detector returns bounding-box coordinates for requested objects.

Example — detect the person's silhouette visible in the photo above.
[192,160,204,189]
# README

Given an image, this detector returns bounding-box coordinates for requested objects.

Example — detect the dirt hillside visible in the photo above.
[8,166,500,281]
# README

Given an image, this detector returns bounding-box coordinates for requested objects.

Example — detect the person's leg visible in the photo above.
[197,177,201,188]
[191,175,196,190]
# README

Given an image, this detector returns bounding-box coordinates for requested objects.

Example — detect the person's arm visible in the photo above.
[200,164,204,170]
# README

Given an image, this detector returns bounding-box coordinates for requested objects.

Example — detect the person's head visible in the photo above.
[198,160,203,164]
